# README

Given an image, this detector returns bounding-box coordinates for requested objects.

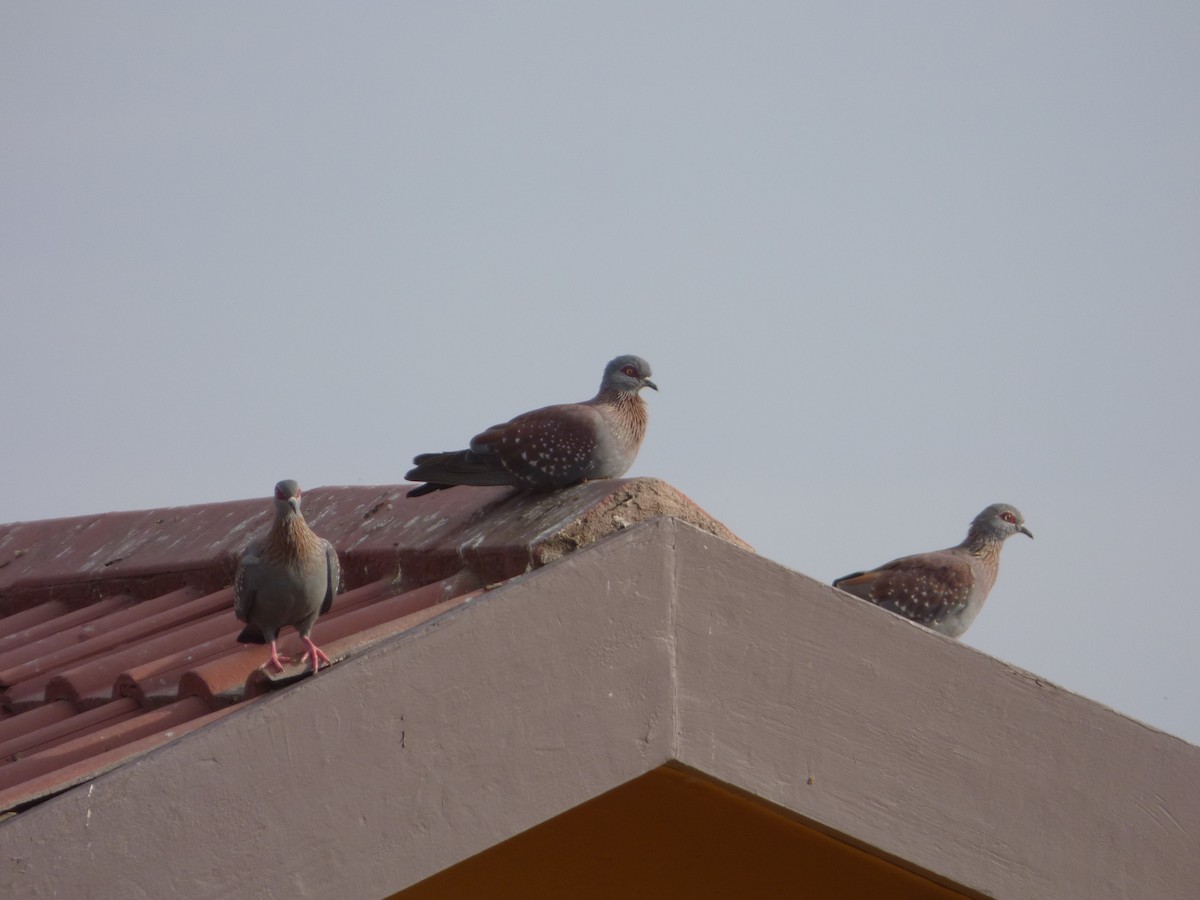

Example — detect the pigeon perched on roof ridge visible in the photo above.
[405,354,657,497]
[234,480,341,674]
[832,503,1032,638]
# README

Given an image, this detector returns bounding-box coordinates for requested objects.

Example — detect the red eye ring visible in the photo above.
[1001,512,1016,524]
[621,365,638,377]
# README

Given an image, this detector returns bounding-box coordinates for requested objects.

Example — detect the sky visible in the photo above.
[2,4,1198,744]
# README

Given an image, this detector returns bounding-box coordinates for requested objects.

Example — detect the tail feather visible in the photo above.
[831,571,875,601]
[405,449,513,494]
[406,481,455,498]
[237,624,267,644]
[831,571,866,588]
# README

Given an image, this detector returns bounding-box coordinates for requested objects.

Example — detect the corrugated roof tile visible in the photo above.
[113,633,238,708]
[0,700,76,749]
[0,600,73,644]
[0,478,744,815]
[0,698,143,767]
[0,595,138,683]
[0,701,250,814]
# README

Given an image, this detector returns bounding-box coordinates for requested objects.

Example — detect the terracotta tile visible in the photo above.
[114,633,242,708]
[320,573,405,613]
[0,700,75,746]
[0,479,743,817]
[176,651,270,708]
[0,696,212,793]
[306,571,483,649]
[0,592,234,710]
[145,575,402,707]
[43,614,229,709]
[181,571,481,705]
[0,486,400,602]
[243,592,480,698]
[167,576,402,707]
[386,478,752,588]
[0,595,138,680]
[0,498,265,596]
[106,579,408,708]
[4,676,65,714]
[326,593,477,659]
[2,586,205,664]
[0,588,211,686]
[0,698,141,763]
[0,600,71,642]
[0,587,229,695]
[0,700,251,814]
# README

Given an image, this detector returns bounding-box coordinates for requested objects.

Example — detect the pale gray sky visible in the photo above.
[3,4,1198,743]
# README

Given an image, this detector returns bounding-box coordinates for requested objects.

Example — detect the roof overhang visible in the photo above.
[2,517,1197,897]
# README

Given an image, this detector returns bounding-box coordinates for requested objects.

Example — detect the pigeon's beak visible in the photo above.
[288,497,302,515]
[1019,525,1033,539]
[643,378,658,392]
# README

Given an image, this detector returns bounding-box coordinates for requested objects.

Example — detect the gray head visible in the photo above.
[601,355,657,395]
[272,479,303,517]
[969,503,1033,541]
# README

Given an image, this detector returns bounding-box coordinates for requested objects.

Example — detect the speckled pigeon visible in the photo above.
[234,480,341,673]
[832,503,1032,638]
[406,354,657,497]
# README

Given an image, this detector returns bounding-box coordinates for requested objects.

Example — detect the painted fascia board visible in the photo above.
[668,522,1200,900]
[4,517,1197,900]
[0,520,680,900]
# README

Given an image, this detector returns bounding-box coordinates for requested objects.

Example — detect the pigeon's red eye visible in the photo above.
[622,366,638,377]
[1001,512,1016,524]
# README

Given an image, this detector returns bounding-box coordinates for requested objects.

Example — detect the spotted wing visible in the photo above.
[834,551,974,628]
[320,540,341,616]
[469,403,604,489]
[233,543,263,624]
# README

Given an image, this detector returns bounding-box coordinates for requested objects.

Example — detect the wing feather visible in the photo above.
[834,551,974,627]
[233,548,261,623]
[320,541,341,616]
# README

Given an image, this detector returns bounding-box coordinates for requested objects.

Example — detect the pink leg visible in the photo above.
[300,637,333,674]
[262,641,295,673]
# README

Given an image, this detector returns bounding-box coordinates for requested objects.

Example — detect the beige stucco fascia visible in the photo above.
[1,518,1196,899]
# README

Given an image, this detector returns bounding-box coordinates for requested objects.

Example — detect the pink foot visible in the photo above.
[300,637,333,675]
[261,641,295,673]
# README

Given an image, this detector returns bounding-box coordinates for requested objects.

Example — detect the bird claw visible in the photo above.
[300,641,333,675]
[261,653,295,674]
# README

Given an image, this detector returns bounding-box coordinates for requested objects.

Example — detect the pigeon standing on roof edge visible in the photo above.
[234,480,341,674]
[832,503,1033,638]
[405,354,658,497]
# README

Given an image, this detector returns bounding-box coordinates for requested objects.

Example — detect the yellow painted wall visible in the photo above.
[396,765,975,899]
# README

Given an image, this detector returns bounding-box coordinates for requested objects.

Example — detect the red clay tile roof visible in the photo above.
[0,478,746,816]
